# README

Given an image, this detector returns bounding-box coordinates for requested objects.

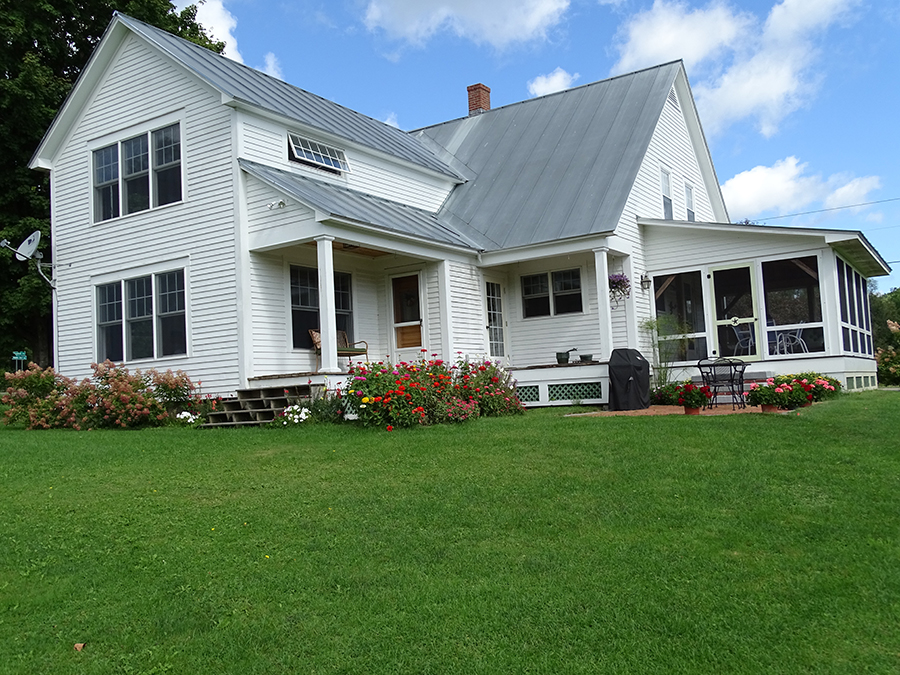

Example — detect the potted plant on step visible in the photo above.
[674,382,711,415]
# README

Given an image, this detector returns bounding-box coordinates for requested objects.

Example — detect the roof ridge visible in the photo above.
[411,60,683,133]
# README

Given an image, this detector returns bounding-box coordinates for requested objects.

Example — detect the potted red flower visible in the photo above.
[674,383,711,415]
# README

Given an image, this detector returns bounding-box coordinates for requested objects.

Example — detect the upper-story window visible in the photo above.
[288,133,350,175]
[661,168,673,219]
[685,184,695,222]
[93,122,182,222]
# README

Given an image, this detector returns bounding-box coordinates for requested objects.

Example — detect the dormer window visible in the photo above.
[288,133,350,175]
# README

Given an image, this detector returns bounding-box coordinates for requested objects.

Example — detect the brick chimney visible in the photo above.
[467,83,491,116]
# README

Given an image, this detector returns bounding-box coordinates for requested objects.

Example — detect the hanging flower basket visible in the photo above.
[608,273,631,307]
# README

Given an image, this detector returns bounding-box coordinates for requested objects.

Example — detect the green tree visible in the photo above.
[0,1,224,367]
[869,284,900,351]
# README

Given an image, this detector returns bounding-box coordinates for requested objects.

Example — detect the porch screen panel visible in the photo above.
[761,256,824,354]
[653,271,707,361]
[836,257,873,357]
[392,275,421,348]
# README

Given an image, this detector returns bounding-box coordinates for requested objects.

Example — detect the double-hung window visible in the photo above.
[685,184,695,222]
[661,168,673,219]
[93,122,182,222]
[96,269,187,362]
[290,265,353,349]
[521,269,583,318]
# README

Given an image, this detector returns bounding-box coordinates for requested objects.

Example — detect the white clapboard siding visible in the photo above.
[240,119,453,212]
[424,264,443,354]
[448,261,487,356]
[245,174,317,235]
[50,35,241,394]
[610,88,719,354]
[504,254,603,366]
[645,228,823,271]
[248,250,389,377]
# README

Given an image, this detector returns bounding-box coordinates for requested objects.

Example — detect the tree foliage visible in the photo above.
[0,0,224,366]
[869,285,900,351]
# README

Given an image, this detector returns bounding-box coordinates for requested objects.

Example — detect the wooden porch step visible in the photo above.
[198,383,314,428]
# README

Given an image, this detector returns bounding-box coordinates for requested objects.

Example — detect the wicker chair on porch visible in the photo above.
[308,329,368,370]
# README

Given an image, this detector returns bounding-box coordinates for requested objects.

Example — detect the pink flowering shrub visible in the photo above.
[876,346,900,386]
[343,354,522,429]
[746,372,839,409]
[2,361,207,430]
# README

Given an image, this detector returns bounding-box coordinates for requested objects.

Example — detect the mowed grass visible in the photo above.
[1,392,899,674]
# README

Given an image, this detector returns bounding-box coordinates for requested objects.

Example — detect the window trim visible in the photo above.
[287,132,351,175]
[93,264,189,363]
[661,167,673,220]
[88,112,185,223]
[289,264,354,350]
[520,267,584,319]
[685,183,695,222]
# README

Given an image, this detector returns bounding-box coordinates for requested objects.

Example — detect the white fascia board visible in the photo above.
[29,19,130,170]
[225,98,464,186]
[673,67,729,222]
[479,231,617,267]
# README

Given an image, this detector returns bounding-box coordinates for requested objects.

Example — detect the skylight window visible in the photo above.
[288,133,350,174]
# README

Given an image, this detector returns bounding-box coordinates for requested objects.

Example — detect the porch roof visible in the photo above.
[638,218,892,278]
[239,159,482,251]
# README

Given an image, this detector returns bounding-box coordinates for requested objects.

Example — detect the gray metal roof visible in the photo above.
[115,14,461,181]
[239,159,479,250]
[413,62,682,251]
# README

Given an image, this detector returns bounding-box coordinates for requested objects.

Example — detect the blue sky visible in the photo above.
[185,0,899,290]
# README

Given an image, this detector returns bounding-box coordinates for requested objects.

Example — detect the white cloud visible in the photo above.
[611,0,860,137]
[191,0,243,63]
[527,67,580,96]
[721,156,881,220]
[383,112,400,128]
[363,0,570,49]
[261,52,283,79]
[612,1,753,74]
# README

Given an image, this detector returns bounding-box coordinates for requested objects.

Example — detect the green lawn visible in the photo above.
[2,392,899,674]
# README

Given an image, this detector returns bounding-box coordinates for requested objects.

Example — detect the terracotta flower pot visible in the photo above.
[761,404,778,413]
[684,406,701,415]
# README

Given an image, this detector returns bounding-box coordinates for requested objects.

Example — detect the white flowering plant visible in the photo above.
[280,405,311,425]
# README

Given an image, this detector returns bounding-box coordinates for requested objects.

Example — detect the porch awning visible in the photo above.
[239,159,481,251]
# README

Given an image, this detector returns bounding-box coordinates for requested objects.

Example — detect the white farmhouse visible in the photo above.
[30,13,890,405]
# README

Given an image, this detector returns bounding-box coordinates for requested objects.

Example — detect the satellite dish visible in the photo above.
[15,230,41,261]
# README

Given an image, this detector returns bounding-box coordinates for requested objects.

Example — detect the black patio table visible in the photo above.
[697,357,747,409]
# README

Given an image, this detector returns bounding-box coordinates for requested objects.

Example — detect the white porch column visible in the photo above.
[315,236,340,374]
[622,254,639,349]
[593,247,615,361]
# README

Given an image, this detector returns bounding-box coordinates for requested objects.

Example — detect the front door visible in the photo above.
[485,280,507,360]
[711,265,760,359]
[391,274,423,360]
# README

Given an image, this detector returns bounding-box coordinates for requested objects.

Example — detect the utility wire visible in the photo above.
[757,196,900,221]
